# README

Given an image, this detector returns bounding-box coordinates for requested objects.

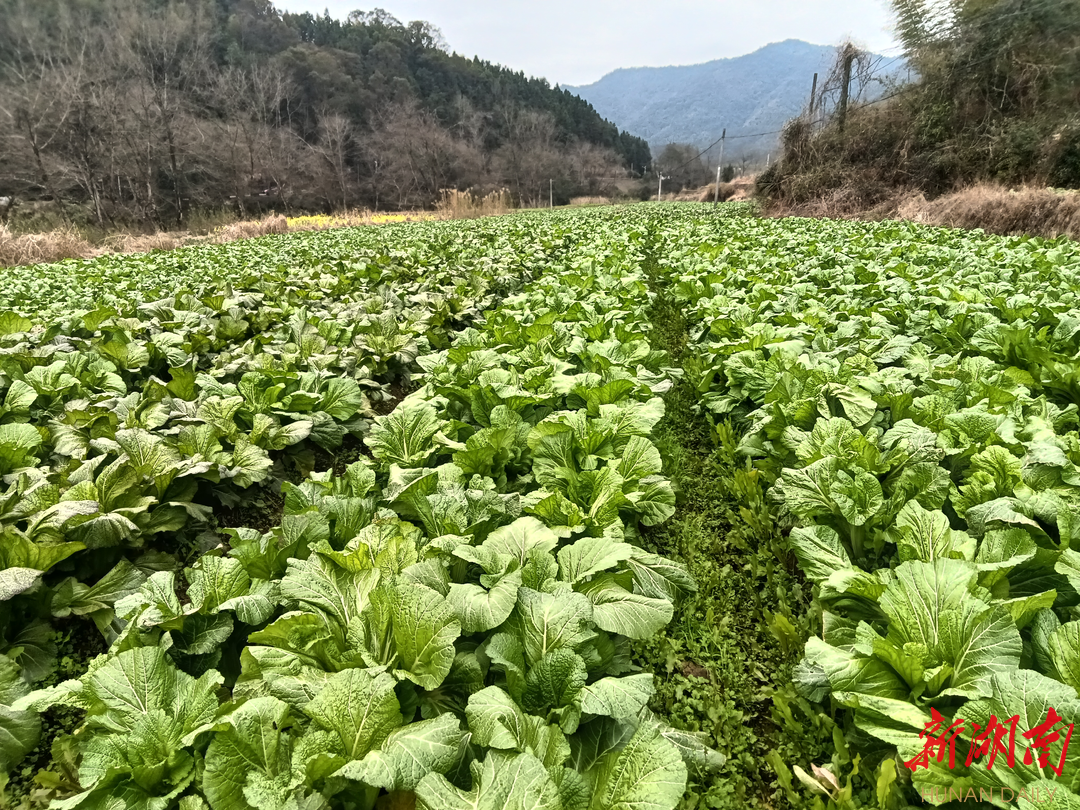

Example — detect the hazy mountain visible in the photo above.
[565,40,896,165]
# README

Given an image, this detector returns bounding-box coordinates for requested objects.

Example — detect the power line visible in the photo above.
[665,131,728,173]
[657,3,1079,175]
[662,0,1078,177]
[664,88,909,174]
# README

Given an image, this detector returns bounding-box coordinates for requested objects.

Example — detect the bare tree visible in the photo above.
[566,141,624,197]
[311,109,355,209]
[367,100,485,208]
[494,103,561,206]
[0,3,89,213]
[209,63,297,213]
[107,0,215,224]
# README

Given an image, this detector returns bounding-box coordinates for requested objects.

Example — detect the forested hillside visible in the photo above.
[0,0,651,226]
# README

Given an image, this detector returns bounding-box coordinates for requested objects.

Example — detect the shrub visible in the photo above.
[0,224,95,267]
[434,189,514,219]
[1048,125,1080,188]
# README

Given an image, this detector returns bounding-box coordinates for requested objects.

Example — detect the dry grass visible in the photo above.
[684,183,735,203]
[769,183,1080,241]
[100,231,186,254]
[665,176,757,204]
[211,214,288,243]
[0,209,440,269]
[569,196,612,206]
[434,189,514,219]
[1,215,294,268]
[0,224,95,267]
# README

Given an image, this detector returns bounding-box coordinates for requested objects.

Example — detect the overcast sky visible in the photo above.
[273,1,900,86]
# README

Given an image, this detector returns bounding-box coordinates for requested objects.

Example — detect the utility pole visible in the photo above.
[713,128,726,204]
[838,47,854,134]
[657,173,664,201]
[809,72,818,123]
[549,179,553,208]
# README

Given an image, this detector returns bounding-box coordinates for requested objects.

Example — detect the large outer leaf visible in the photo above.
[830,468,884,527]
[579,674,654,721]
[1056,549,1080,593]
[558,537,634,585]
[0,530,84,574]
[188,557,250,614]
[466,686,527,750]
[365,401,441,467]
[568,718,636,773]
[0,423,42,471]
[362,581,461,690]
[778,457,838,521]
[511,588,596,667]
[1048,621,1080,693]
[587,722,687,810]
[0,654,40,772]
[281,553,380,628]
[78,710,195,799]
[447,571,522,634]
[483,517,558,565]
[624,551,696,600]
[523,649,588,713]
[894,500,972,562]
[203,697,295,810]
[304,668,402,760]
[416,750,561,810]
[0,567,43,601]
[333,713,468,791]
[878,559,1021,698]
[615,436,663,483]
[319,378,365,421]
[578,579,673,640]
[787,525,852,583]
[625,475,676,526]
[86,647,222,734]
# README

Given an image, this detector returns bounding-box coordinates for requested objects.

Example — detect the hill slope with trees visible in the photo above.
[0,0,652,226]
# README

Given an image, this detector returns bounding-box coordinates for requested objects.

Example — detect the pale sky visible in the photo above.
[272,1,900,87]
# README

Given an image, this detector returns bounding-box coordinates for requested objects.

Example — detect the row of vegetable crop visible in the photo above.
[0,215,576,794]
[0,220,554,318]
[0,209,719,810]
[0,217,571,719]
[657,211,1080,806]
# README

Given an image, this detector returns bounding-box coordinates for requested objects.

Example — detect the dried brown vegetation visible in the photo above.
[767,184,1080,241]
[0,204,514,269]
[211,215,289,243]
[569,196,612,207]
[433,189,514,219]
[762,2,1080,235]
[0,224,94,268]
[664,177,756,204]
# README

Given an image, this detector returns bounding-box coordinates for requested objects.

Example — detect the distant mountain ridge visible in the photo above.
[565,40,893,164]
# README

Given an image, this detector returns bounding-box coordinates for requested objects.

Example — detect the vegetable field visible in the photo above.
[0,204,1078,810]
